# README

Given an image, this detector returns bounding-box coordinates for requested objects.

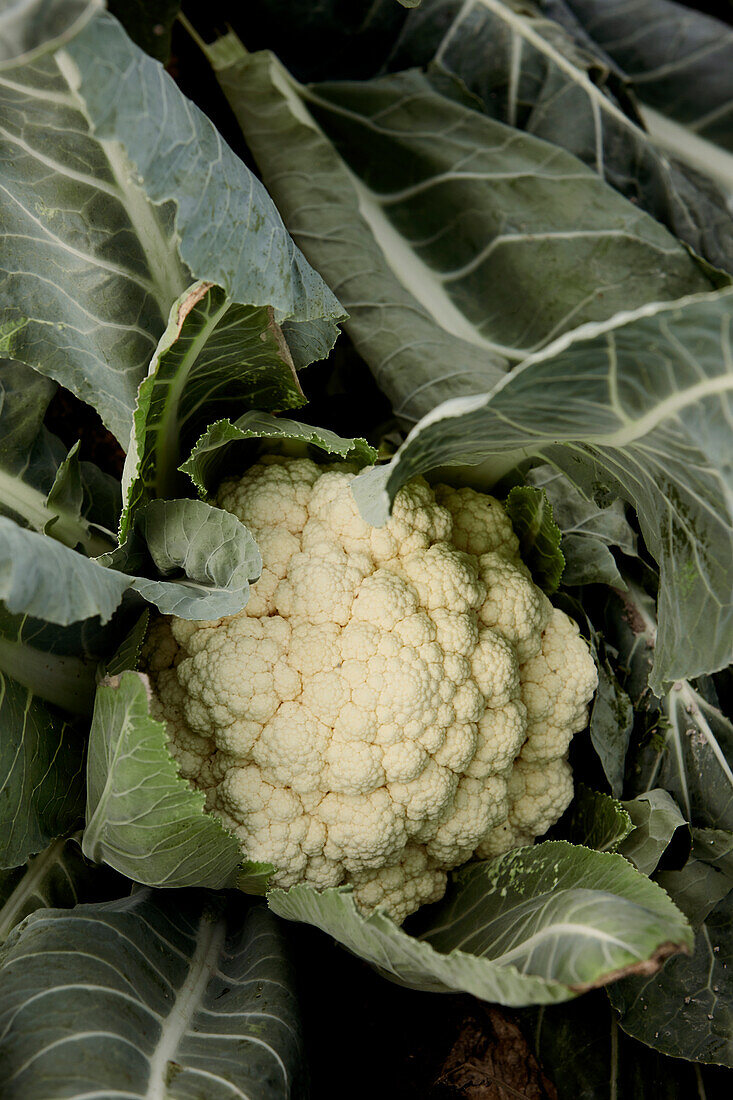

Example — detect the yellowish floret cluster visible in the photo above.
[144,458,597,923]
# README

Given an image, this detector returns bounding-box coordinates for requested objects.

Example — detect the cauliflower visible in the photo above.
[144,458,597,924]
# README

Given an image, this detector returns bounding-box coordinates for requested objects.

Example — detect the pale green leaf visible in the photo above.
[0,891,306,1097]
[182,409,377,497]
[103,498,262,621]
[269,841,692,1006]
[83,672,265,889]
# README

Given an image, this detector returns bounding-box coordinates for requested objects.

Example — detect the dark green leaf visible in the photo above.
[588,639,634,799]
[610,876,733,1066]
[0,891,306,1097]
[0,836,121,941]
[212,41,712,428]
[525,991,724,1099]
[107,0,180,61]
[562,0,733,152]
[393,0,733,272]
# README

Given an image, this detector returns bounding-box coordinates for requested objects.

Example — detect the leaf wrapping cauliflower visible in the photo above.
[144,458,597,923]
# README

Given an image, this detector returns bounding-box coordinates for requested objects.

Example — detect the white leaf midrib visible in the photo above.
[144,912,226,1100]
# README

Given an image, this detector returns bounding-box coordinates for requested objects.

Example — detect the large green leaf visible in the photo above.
[0,836,121,940]
[354,290,733,690]
[393,0,733,273]
[182,409,377,497]
[0,891,307,1098]
[121,281,307,536]
[83,672,271,890]
[212,40,713,427]
[0,9,343,445]
[269,841,692,1007]
[561,0,733,153]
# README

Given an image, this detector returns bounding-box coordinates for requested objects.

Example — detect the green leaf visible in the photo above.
[183,409,378,497]
[691,827,733,879]
[638,679,733,833]
[588,634,634,799]
[211,41,713,428]
[102,498,262,620]
[0,604,117,867]
[525,990,725,1099]
[354,290,733,691]
[505,485,564,594]
[609,871,733,1066]
[393,0,733,273]
[563,786,634,853]
[561,0,733,153]
[269,841,692,1006]
[0,0,102,69]
[103,610,149,677]
[619,790,690,876]
[0,360,115,558]
[607,579,733,833]
[83,672,259,888]
[0,836,121,941]
[527,463,637,587]
[0,10,343,445]
[0,891,307,1097]
[120,281,309,536]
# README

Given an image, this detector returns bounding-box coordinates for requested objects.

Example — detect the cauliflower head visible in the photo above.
[144,457,597,924]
